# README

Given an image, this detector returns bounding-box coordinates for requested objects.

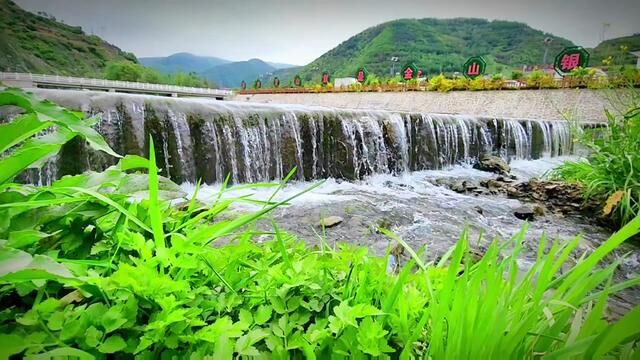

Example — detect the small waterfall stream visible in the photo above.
[16,90,574,185]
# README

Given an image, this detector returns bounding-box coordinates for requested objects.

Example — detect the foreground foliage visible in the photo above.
[1,89,640,358]
[552,107,640,227]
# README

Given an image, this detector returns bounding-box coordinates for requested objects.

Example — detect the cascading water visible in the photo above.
[14,89,575,185]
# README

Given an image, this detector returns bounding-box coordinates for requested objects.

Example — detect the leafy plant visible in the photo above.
[552,107,640,227]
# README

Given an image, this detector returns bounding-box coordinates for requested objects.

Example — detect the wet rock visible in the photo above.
[514,205,545,221]
[474,206,484,215]
[473,154,511,175]
[451,181,467,193]
[496,175,515,183]
[317,216,344,228]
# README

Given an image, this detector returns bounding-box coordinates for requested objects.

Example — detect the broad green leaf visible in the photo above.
[0,113,52,154]
[0,88,119,158]
[98,335,127,353]
[25,347,95,360]
[254,305,272,325]
[85,326,103,348]
[0,247,76,282]
[118,155,150,170]
[7,230,58,249]
[235,329,268,355]
[0,333,27,358]
[0,128,75,184]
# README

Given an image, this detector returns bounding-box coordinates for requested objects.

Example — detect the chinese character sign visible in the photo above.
[554,47,590,75]
[240,80,246,90]
[322,72,330,85]
[356,67,368,83]
[294,75,302,87]
[401,63,418,81]
[462,56,486,79]
[273,77,280,88]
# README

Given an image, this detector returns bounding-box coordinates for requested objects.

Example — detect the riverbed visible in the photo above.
[184,156,640,318]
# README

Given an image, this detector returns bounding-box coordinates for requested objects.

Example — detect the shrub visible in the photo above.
[552,107,640,227]
[427,74,454,92]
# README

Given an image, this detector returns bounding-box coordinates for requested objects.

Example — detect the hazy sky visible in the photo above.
[15,0,640,65]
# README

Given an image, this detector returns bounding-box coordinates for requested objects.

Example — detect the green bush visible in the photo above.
[552,107,640,227]
[3,90,640,358]
[427,74,454,92]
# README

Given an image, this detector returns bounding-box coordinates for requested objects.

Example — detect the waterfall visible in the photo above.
[11,90,580,185]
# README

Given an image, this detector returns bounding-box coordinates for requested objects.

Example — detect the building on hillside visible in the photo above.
[631,51,640,69]
[334,77,357,88]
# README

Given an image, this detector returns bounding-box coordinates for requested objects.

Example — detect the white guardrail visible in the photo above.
[0,72,233,98]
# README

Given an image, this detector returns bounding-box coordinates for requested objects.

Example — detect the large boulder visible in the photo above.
[473,154,511,175]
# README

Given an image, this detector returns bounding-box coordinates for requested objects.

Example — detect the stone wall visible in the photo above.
[235,88,637,122]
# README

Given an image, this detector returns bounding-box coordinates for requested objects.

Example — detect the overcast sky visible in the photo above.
[15,0,640,65]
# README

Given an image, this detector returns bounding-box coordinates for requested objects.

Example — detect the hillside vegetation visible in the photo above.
[297,18,575,81]
[590,34,640,66]
[0,0,136,77]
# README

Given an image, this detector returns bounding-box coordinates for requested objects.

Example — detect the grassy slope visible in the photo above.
[0,0,136,77]
[589,34,640,66]
[297,18,575,81]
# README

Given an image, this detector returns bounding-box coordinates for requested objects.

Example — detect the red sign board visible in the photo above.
[322,72,330,85]
[356,67,368,83]
[554,47,590,75]
[401,63,418,81]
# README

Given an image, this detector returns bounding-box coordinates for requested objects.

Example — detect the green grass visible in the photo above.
[1,88,640,358]
[551,107,640,227]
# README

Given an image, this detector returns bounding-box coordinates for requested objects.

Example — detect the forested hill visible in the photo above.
[0,0,136,77]
[298,18,575,80]
[589,34,640,66]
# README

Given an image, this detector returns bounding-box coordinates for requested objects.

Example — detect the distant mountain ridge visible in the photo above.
[140,53,299,87]
[139,53,230,74]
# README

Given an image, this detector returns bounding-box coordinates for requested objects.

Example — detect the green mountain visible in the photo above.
[139,53,230,74]
[0,0,137,76]
[200,58,276,88]
[297,18,575,81]
[589,34,640,66]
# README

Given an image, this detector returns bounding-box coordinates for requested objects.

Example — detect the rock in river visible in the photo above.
[473,154,511,175]
[317,216,344,228]
[514,205,545,221]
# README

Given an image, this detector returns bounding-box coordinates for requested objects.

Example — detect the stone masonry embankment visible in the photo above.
[236,88,637,122]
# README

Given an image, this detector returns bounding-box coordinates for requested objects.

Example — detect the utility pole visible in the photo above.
[601,23,610,42]
[542,37,553,66]
[390,57,399,76]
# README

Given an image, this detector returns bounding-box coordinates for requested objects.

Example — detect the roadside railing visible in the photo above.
[0,72,234,97]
